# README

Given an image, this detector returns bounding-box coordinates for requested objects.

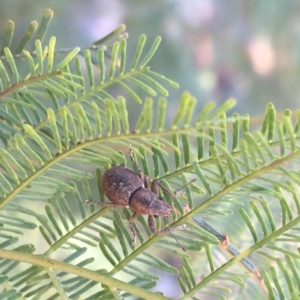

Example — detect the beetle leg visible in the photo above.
[148,215,187,235]
[148,215,188,235]
[150,180,159,195]
[151,180,182,197]
[84,200,117,207]
[148,215,188,251]
[155,224,188,235]
[144,175,152,189]
[148,215,156,234]
[156,226,188,252]
[151,179,196,197]
[129,212,138,246]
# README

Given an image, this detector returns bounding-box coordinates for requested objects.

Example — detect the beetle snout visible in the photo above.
[150,198,173,216]
[161,202,173,216]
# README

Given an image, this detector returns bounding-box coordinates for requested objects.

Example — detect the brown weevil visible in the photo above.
[86,149,195,250]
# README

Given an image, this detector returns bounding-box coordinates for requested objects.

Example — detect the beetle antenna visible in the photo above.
[84,200,116,207]
[168,230,187,252]
[173,178,197,197]
[155,224,188,251]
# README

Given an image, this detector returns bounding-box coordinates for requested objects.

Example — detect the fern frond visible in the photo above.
[2,9,300,300]
[1,25,177,153]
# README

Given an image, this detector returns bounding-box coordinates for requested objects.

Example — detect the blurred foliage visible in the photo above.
[1,0,300,116]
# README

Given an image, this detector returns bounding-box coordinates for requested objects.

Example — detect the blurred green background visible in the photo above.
[1,0,300,117]
[0,1,298,298]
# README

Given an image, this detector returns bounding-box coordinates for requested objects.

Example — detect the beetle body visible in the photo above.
[101,166,172,217]
[85,149,191,249]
